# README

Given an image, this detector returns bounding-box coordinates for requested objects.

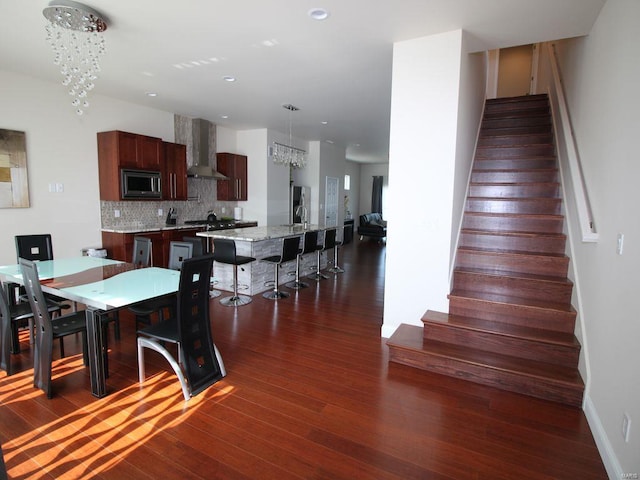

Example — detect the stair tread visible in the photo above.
[457,246,567,259]
[455,266,572,284]
[464,211,563,219]
[388,324,584,386]
[467,196,560,200]
[449,289,575,312]
[461,228,565,238]
[422,310,580,347]
[470,182,560,186]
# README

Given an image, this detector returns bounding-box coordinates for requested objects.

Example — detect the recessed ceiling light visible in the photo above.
[223,75,236,82]
[308,8,329,21]
[220,114,229,119]
[146,92,158,97]
[321,121,328,125]
[325,140,334,144]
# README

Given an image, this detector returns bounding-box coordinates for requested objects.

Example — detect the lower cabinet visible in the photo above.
[102,228,202,268]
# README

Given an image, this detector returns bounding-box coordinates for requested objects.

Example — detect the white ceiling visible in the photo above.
[1,0,605,163]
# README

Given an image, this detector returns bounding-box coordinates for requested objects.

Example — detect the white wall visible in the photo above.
[551,0,640,475]
[344,160,360,221]
[236,128,269,225]
[317,141,347,227]
[384,30,465,338]
[0,70,174,265]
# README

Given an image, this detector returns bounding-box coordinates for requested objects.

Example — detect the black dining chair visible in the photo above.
[137,254,226,401]
[1,281,66,376]
[19,258,89,398]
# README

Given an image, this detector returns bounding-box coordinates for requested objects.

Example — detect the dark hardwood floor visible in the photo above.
[0,238,606,479]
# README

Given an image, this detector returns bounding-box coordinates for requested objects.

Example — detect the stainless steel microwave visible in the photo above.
[121,169,162,199]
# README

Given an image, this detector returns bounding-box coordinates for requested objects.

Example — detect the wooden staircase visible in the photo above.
[387,94,585,407]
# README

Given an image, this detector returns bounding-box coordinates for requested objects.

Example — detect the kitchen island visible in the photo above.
[198,225,332,296]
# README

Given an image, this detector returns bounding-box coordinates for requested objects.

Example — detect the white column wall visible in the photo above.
[383,30,463,338]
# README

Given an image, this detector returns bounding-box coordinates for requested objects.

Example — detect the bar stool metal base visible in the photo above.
[220,295,252,307]
[263,289,290,299]
[326,265,344,274]
[286,279,308,289]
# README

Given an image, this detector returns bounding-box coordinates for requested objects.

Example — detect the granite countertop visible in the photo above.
[101,221,257,234]
[196,224,323,242]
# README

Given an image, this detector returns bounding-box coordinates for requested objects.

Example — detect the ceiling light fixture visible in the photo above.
[222,75,236,82]
[271,104,306,169]
[308,8,330,21]
[43,0,108,115]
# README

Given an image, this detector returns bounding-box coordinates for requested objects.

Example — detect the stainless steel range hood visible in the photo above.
[175,116,228,179]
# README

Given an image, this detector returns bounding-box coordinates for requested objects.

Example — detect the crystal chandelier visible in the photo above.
[271,104,306,169]
[43,1,108,115]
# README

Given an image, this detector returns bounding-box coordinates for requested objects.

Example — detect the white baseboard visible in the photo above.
[584,394,621,479]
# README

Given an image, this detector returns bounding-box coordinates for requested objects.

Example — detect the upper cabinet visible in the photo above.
[97,130,186,201]
[216,153,248,201]
[163,142,187,200]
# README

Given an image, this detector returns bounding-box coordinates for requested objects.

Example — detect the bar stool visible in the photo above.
[212,238,256,306]
[309,228,336,281]
[327,224,353,274]
[286,230,318,290]
[261,236,300,299]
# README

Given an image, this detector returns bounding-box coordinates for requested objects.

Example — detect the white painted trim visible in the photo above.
[584,395,622,479]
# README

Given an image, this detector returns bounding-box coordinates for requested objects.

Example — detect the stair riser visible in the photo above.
[481,116,551,129]
[388,346,583,407]
[423,322,580,367]
[485,96,549,112]
[471,170,558,183]
[455,250,569,277]
[459,232,566,254]
[466,198,562,215]
[474,159,557,170]
[462,214,564,234]
[483,107,551,119]
[453,271,573,304]
[477,133,553,147]
[476,145,555,159]
[448,295,576,333]
[469,184,560,198]
[480,125,553,137]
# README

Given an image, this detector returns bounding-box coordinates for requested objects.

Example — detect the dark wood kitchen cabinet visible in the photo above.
[97,130,163,201]
[216,153,247,201]
[163,142,187,200]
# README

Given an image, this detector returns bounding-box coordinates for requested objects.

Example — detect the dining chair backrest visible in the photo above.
[168,241,193,271]
[282,236,301,263]
[182,236,205,257]
[132,236,152,267]
[212,238,237,265]
[302,230,319,255]
[176,254,224,395]
[15,234,53,262]
[0,283,11,374]
[18,258,55,396]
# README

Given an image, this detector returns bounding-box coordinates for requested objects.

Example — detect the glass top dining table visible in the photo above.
[0,256,180,398]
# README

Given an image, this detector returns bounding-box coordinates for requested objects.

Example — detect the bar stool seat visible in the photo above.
[261,236,300,299]
[286,230,318,290]
[212,238,256,307]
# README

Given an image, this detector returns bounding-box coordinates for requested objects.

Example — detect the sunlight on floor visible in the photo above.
[1,356,234,479]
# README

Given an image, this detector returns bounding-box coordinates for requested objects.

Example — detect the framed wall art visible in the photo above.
[0,129,30,208]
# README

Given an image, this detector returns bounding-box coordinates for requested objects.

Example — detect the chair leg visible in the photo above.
[286,254,309,289]
[220,264,252,307]
[138,337,191,401]
[327,245,345,273]
[309,250,329,280]
[263,263,289,299]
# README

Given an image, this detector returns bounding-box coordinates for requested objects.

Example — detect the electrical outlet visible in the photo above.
[623,413,631,442]
[114,209,121,218]
[158,208,163,217]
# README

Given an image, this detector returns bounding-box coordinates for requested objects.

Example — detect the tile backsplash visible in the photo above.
[101,178,237,229]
